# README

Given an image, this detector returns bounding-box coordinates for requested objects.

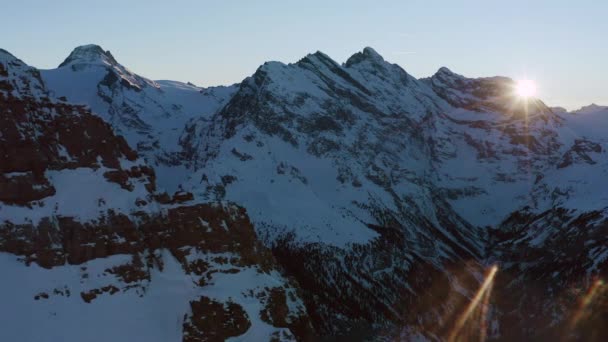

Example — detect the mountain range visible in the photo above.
[1,44,606,341]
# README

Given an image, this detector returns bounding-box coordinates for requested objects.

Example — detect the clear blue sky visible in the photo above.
[2,0,606,109]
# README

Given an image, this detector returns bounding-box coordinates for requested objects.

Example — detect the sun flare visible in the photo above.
[515,79,537,98]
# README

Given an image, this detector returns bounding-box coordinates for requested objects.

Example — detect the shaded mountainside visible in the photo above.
[489,207,608,341]
[1,45,607,341]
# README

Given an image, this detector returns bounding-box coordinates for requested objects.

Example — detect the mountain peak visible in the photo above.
[58,44,118,68]
[574,103,608,114]
[362,47,383,59]
[298,50,337,65]
[432,66,465,80]
[345,47,385,67]
[437,66,454,75]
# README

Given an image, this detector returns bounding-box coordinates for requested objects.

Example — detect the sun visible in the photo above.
[515,79,537,98]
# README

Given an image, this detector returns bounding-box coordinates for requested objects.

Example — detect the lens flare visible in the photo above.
[569,278,605,329]
[448,265,498,342]
[479,278,494,342]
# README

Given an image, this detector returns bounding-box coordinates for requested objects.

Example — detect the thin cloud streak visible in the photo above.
[392,51,417,55]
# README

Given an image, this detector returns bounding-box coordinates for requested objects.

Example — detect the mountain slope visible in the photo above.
[0,48,312,342]
[421,67,563,226]
[180,48,494,336]
[182,48,606,339]
[41,44,237,192]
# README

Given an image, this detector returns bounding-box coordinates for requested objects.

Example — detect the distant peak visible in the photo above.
[433,66,465,79]
[583,103,600,109]
[306,50,335,62]
[362,47,383,60]
[437,66,454,74]
[574,103,608,114]
[345,47,385,67]
[59,44,118,68]
[296,50,340,69]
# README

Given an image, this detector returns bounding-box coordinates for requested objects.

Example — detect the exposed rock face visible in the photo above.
[183,297,251,342]
[558,139,602,168]
[2,204,266,269]
[271,224,484,338]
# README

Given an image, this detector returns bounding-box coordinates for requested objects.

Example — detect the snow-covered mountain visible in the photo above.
[1,45,606,341]
[41,45,237,192]
[0,48,312,342]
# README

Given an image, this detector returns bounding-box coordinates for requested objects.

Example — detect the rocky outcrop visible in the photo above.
[0,201,314,340]
[558,139,602,168]
[183,297,251,342]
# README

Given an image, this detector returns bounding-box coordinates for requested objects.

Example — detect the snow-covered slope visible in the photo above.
[0,48,312,342]
[41,45,237,192]
[180,48,494,336]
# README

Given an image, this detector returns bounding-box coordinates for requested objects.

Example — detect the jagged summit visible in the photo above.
[423,65,554,116]
[296,50,341,69]
[437,66,452,73]
[49,43,162,98]
[362,46,383,60]
[427,66,482,85]
[58,44,118,68]
[433,66,461,78]
[344,46,385,67]
[430,66,513,84]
